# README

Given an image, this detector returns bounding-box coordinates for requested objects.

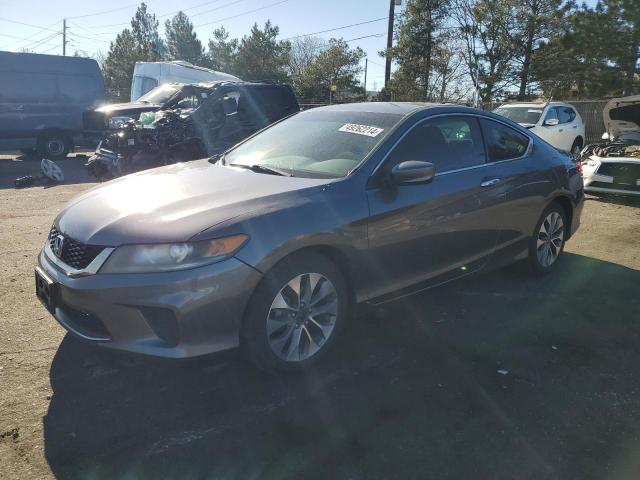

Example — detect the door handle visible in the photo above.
[480,178,501,187]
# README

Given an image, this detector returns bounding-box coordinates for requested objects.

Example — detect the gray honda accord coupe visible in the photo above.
[35,102,584,371]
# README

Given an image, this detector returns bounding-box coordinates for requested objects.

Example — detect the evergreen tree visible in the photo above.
[165,11,204,65]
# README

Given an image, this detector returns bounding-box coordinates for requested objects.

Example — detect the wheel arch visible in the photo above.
[548,195,574,239]
[572,136,584,148]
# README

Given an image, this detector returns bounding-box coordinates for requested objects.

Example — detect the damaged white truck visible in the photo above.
[581,96,640,196]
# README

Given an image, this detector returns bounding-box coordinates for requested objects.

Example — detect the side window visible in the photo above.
[558,107,576,124]
[481,119,530,162]
[544,107,559,125]
[387,116,485,173]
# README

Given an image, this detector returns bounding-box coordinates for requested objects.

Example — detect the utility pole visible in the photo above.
[363,58,368,99]
[384,0,398,88]
[62,18,67,56]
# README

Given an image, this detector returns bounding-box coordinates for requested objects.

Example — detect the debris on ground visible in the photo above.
[0,428,20,442]
[497,369,509,375]
[13,159,64,188]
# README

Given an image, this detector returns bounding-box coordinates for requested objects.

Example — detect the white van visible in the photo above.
[131,61,240,101]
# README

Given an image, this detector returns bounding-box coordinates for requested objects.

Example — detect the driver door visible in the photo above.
[364,115,505,300]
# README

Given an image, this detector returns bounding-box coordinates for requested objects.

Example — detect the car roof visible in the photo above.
[315,102,481,117]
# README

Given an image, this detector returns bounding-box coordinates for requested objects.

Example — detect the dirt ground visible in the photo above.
[1,154,640,480]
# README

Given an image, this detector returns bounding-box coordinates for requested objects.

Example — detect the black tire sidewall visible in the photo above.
[240,252,349,372]
[528,203,567,274]
[38,135,70,159]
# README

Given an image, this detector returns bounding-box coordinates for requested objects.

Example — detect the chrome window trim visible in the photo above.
[370,112,534,178]
[44,242,114,277]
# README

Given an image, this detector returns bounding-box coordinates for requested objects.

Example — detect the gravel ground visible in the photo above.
[1,154,639,479]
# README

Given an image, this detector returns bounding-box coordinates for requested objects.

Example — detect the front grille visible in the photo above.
[596,163,640,178]
[48,225,104,270]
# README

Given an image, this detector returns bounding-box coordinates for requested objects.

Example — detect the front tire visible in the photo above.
[527,203,567,274]
[241,252,349,372]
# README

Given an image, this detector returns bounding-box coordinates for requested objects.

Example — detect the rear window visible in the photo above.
[481,119,530,161]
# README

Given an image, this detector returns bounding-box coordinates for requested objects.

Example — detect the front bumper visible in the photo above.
[38,248,262,358]
[583,156,640,196]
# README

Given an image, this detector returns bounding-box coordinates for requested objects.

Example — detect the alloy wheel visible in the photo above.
[536,211,564,268]
[266,273,338,362]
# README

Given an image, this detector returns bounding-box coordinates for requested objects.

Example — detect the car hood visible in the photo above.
[95,102,161,113]
[55,160,331,246]
[603,95,640,139]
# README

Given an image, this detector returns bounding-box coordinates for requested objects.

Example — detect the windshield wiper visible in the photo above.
[229,163,293,177]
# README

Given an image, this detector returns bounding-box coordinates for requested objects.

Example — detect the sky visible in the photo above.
[0,0,600,92]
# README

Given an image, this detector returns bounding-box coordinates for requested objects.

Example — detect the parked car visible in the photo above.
[494,102,585,157]
[131,61,240,101]
[85,81,300,179]
[0,51,105,158]
[36,103,584,372]
[580,95,640,196]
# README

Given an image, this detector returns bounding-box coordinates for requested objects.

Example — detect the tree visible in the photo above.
[532,0,637,98]
[233,21,291,81]
[391,0,451,99]
[102,29,138,100]
[453,0,520,102]
[165,11,204,65]
[288,36,326,91]
[297,38,365,99]
[206,27,239,73]
[510,0,568,99]
[131,2,164,61]
[102,3,165,101]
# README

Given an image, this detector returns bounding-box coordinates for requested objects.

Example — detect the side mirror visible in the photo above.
[544,118,560,127]
[222,96,238,116]
[390,161,435,185]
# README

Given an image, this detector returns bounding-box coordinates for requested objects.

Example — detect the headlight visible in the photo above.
[99,235,248,273]
[108,116,134,129]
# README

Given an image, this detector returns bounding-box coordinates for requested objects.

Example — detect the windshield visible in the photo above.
[494,106,543,125]
[223,110,402,178]
[138,83,181,105]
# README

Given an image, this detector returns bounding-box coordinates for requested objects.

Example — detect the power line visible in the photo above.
[37,44,60,54]
[344,32,386,43]
[67,2,149,20]
[77,0,238,32]
[283,16,389,41]
[195,0,289,28]
[0,31,61,49]
[0,17,60,32]
[0,19,61,49]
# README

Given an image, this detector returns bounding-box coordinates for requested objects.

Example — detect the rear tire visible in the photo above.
[38,133,70,160]
[526,203,567,275]
[240,252,349,373]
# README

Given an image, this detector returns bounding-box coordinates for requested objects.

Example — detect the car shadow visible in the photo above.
[43,253,640,480]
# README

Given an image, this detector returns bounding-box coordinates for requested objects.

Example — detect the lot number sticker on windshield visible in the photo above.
[339,123,384,137]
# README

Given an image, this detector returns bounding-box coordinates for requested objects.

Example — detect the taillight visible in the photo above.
[576,160,583,176]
